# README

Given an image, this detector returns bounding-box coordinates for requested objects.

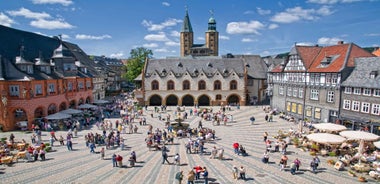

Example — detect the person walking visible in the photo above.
[232,166,238,180]
[294,158,301,171]
[239,166,246,180]
[112,153,117,167]
[310,156,320,173]
[202,167,209,184]
[187,170,195,184]
[100,147,105,160]
[250,116,255,125]
[174,153,181,165]
[162,146,171,164]
[175,170,184,184]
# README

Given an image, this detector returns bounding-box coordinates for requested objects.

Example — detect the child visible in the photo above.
[100,147,105,160]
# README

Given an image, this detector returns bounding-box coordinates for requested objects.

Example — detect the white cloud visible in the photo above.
[270,6,333,23]
[30,18,74,29]
[75,34,111,40]
[154,48,170,53]
[0,12,15,27]
[268,24,279,30]
[365,33,380,36]
[296,42,314,46]
[243,10,255,15]
[110,52,124,58]
[169,30,180,37]
[61,34,70,40]
[307,0,364,4]
[31,0,73,6]
[162,2,170,6]
[144,32,170,42]
[142,18,182,31]
[165,41,179,46]
[220,35,230,40]
[197,37,205,41]
[7,8,51,19]
[257,7,271,15]
[226,20,265,35]
[317,37,342,45]
[143,43,158,48]
[241,38,257,42]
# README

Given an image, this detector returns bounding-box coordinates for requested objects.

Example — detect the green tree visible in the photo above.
[123,47,153,82]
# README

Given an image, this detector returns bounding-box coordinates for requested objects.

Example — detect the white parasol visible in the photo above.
[374,141,380,149]
[306,133,346,144]
[93,100,110,104]
[313,123,347,132]
[44,112,72,120]
[339,131,380,142]
[78,103,97,109]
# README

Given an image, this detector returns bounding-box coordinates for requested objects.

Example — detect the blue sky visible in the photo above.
[1,0,380,59]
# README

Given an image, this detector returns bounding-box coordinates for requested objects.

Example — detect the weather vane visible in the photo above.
[209,9,214,17]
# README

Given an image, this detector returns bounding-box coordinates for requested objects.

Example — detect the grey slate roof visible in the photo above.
[145,56,267,79]
[341,57,380,88]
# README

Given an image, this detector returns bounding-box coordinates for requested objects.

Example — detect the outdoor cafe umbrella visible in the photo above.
[340,130,380,164]
[44,112,72,120]
[306,133,346,145]
[78,103,97,109]
[60,108,83,115]
[313,123,347,132]
[374,141,380,149]
[93,100,110,105]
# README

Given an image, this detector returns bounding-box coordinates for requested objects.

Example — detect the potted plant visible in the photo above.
[358,176,367,182]
[292,137,300,147]
[327,159,336,166]
[348,170,356,177]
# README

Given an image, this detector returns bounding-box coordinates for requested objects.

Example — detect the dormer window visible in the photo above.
[27,65,33,74]
[207,62,213,67]
[161,69,167,75]
[177,62,183,67]
[370,71,378,79]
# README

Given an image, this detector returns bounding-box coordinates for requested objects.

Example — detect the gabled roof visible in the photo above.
[308,43,374,72]
[342,57,380,88]
[295,46,322,69]
[373,48,380,57]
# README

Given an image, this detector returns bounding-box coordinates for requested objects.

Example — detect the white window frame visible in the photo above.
[279,86,284,95]
[293,88,298,97]
[298,88,304,98]
[9,85,20,97]
[35,84,43,95]
[287,87,292,96]
[372,104,380,115]
[310,89,319,100]
[86,81,91,89]
[331,74,338,85]
[78,82,84,89]
[68,82,73,91]
[344,87,352,94]
[327,91,334,103]
[352,101,360,111]
[343,100,350,110]
[361,102,370,113]
[48,83,55,93]
[353,87,361,95]
[363,88,371,96]
[374,89,380,97]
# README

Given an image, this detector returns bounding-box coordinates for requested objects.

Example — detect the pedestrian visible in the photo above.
[202,167,209,184]
[263,132,268,142]
[112,153,117,167]
[187,170,195,184]
[310,156,320,173]
[218,147,224,160]
[131,151,137,162]
[239,166,246,180]
[250,116,255,125]
[294,158,301,171]
[233,142,240,155]
[193,165,202,180]
[90,142,96,153]
[269,114,273,122]
[39,149,46,161]
[262,151,269,163]
[175,170,183,184]
[279,154,288,171]
[49,136,55,147]
[174,153,181,165]
[162,146,171,164]
[66,136,73,151]
[265,114,269,122]
[100,147,105,160]
[210,146,217,159]
[290,162,297,175]
[232,166,238,180]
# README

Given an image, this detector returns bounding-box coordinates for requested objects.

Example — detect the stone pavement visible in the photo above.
[0,106,376,184]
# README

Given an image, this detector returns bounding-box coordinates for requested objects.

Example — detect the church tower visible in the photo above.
[205,11,219,56]
[180,8,193,57]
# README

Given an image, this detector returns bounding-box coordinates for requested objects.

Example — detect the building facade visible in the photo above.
[268,42,374,123]
[0,25,98,131]
[340,57,380,134]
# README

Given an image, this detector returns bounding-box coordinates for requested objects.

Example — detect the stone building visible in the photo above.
[0,25,99,131]
[268,42,374,123]
[340,57,380,134]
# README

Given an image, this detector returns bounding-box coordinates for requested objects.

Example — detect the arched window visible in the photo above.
[183,80,190,90]
[230,80,237,90]
[151,80,159,90]
[167,80,175,90]
[198,80,206,90]
[214,80,221,90]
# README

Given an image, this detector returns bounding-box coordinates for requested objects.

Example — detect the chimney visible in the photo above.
[337,41,344,45]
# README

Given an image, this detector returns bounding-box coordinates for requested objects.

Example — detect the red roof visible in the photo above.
[306,43,374,72]
[296,46,321,69]
[372,48,380,57]
[270,64,283,73]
